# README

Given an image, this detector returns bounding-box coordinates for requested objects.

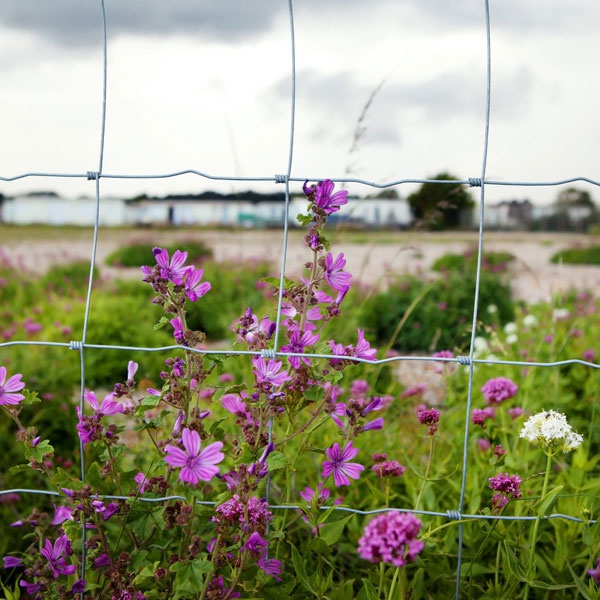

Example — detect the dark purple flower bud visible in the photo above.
[3,556,23,568]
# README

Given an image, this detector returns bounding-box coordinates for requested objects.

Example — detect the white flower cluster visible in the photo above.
[520,409,583,454]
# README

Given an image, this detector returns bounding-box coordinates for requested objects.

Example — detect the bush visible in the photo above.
[105,240,213,267]
[550,245,600,265]
[39,260,99,295]
[362,270,515,352]
[431,249,515,273]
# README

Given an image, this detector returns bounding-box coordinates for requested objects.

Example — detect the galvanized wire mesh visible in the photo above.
[1,1,599,597]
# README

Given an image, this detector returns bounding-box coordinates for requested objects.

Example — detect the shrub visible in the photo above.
[550,245,600,265]
[362,270,515,352]
[39,260,99,295]
[431,249,515,273]
[105,240,213,267]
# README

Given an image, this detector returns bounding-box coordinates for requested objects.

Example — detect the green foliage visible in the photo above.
[431,249,515,273]
[407,172,475,230]
[362,269,515,352]
[105,240,213,267]
[39,260,99,295]
[550,245,600,265]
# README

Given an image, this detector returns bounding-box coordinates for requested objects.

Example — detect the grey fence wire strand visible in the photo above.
[1,0,600,598]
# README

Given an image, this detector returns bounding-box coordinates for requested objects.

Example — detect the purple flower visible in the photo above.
[355,329,377,361]
[84,390,124,416]
[257,556,283,581]
[171,317,185,344]
[357,511,424,567]
[471,407,495,426]
[134,472,150,494]
[52,505,74,525]
[417,407,440,436]
[508,407,524,420]
[183,267,211,302]
[299,483,331,505]
[312,179,349,215]
[323,252,352,292]
[489,473,522,513]
[280,327,320,369]
[164,428,224,485]
[588,558,600,585]
[3,556,23,568]
[243,532,268,555]
[362,417,384,432]
[40,534,77,578]
[481,377,518,404]
[93,553,111,569]
[371,460,406,478]
[583,348,597,362]
[252,356,291,388]
[153,247,188,284]
[127,360,138,383]
[322,441,364,486]
[0,366,25,405]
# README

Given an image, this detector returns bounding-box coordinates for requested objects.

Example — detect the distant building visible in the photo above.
[477,199,533,230]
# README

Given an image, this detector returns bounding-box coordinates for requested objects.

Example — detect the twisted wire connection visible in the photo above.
[468,177,482,187]
[260,348,277,360]
[69,340,84,351]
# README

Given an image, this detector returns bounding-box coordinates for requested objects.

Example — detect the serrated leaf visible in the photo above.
[25,440,54,463]
[140,395,161,408]
[21,389,40,406]
[170,557,212,595]
[266,450,286,472]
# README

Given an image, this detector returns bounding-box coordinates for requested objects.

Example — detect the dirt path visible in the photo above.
[3,229,600,304]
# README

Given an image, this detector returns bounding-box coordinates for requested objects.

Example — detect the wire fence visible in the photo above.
[1,0,600,598]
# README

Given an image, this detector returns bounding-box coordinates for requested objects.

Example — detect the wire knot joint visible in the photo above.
[69,340,84,351]
[446,510,462,521]
[274,174,287,184]
[468,177,482,187]
[87,171,99,181]
[261,348,276,360]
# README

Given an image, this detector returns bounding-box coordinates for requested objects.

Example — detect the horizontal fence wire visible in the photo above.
[1,0,599,598]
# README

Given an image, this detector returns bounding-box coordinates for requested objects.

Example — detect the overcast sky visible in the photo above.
[1,1,599,205]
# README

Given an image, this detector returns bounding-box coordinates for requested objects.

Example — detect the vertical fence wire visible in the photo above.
[1,0,600,597]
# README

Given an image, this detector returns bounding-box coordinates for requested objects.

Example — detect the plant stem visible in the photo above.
[524,451,553,597]
[414,435,435,511]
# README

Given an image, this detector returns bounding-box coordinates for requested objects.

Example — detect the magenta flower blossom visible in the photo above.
[3,556,23,569]
[84,390,124,416]
[312,179,349,215]
[52,505,74,525]
[417,407,440,436]
[588,558,600,585]
[471,407,495,426]
[508,406,524,420]
[357,511,424,567]
[489,473,522,512]
[164,428,224,485]
[183,267,211,302]
[257,555,283,581]
[171,317,185,344]
[322,441,364,486]
[481,377,518,404]
[153,247,189,284]
[323,252,352,292]
[280,327,320,369]
[134,472,150,494]
[299,483,331,505]
[0,366,25,405]
[355,329,377,361]
[252,356,291,388]
[40,534,77,578]
[372,460,406,478]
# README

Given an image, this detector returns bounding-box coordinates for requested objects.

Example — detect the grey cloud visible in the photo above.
[0,0,282,46]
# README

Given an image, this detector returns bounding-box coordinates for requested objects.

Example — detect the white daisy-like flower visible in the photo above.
[520,409,583,454]
[506,334,519,345]
[504,322,518,335]
[522,314,538,328]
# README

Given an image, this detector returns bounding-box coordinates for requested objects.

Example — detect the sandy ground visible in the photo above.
[4,229,599,304]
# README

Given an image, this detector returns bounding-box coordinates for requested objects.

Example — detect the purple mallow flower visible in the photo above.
[153,247,189,284]
[281,327,319,370]
[164,428,224,485]
[311,179,349,215]
[588,558,600,585]
[183,267,211,302]
[322,441,364,486]
[0,365,25,405]
[323,252,351,292]
[252,356,291,388]
[481,377,518,404]
[40,534,77,578]
[357,511,424,567]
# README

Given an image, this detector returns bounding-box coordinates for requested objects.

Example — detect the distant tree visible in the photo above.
[367,188,399,199]
[555,187,595,210]
[407,172,475,230]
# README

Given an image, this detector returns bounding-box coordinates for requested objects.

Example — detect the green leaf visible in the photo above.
[25,439,54,463]
[153,316,170,330]
[502,540,527,582]
[307,537,332,557]
[296,213,312,227]
[357,578,379,600]
[266,450,287,472]
[20,389,40,406]
[261,275,296,290]
[170,557,212,596]
[140,394,161,408]
[567,562,593,600]
[320,514,355,546]
[535,485,564,517]
[290,542,316,595]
